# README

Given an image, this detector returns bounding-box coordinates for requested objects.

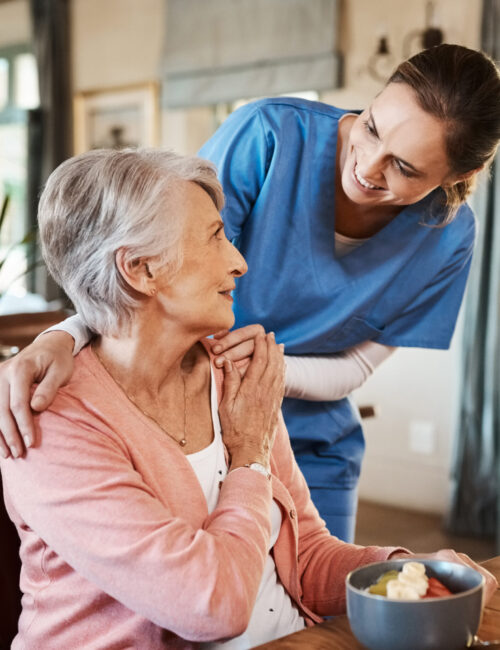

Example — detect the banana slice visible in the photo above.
[386,579,421,600]
[398,572,428,596]
[398,562,429,596]
[401,562,427,578]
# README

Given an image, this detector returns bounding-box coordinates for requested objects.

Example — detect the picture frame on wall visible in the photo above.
[73,82,159,154]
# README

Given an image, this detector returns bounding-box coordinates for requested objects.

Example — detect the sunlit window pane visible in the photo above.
[0,59,8,111]
[0,122,28,292]
[14,53,39,109]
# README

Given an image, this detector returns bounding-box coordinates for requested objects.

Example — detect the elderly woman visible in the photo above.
[0,149,496,649]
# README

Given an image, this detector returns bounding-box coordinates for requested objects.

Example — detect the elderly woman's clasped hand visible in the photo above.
[219,332,285,471]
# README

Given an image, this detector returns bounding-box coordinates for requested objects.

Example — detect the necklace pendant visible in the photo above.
[179,438,187,447]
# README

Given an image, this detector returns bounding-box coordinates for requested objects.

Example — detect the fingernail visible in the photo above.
[23,435,32,448]
[279,343,285,351]
[269,331,275,339]
[0,448,8,459]
[215,357,224,367]
[10,446,19,458]
[212,345,222,354]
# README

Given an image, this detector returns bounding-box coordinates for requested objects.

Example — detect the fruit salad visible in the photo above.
[367,562,453,600]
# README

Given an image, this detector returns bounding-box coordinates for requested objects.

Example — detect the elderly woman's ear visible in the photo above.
[115,248,157,297]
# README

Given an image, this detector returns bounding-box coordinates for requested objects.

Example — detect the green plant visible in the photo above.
[0,194,42,289]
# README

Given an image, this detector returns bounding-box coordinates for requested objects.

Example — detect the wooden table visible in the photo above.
[256,556,500,649]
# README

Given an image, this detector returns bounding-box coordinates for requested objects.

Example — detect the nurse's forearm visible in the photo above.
[284,341,396,401]
[40,313,93,355]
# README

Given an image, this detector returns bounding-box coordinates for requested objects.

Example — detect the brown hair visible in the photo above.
[388,44,500,223]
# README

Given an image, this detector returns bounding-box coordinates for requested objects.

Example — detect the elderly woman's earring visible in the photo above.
[149,287,157,297]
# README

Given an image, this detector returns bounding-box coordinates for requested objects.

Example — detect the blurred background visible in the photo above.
[0,0,497,558]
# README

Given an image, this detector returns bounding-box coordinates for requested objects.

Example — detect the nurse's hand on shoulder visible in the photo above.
[391,549,498,604]
[0,331,75,458]
[219,332,285,471]
[210,324,271,376]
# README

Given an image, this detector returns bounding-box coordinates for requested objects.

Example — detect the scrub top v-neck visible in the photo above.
[199,97,476,541]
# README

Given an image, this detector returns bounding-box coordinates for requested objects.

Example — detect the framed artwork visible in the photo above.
[73,82,159,154]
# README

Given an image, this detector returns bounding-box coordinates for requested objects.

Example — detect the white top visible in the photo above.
[189,368,305,649]
[334,231,369,258]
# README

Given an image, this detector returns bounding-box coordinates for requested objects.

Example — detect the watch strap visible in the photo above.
[244,462,272,480]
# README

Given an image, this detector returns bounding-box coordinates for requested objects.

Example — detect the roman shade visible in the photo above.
[163,0,341,108]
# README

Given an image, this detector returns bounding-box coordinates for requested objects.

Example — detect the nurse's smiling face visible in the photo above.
[341,82,458,208]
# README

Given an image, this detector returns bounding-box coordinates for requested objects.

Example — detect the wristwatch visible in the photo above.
[244,462,272,480]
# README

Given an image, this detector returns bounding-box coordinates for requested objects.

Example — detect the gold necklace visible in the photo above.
[93,346,188,447]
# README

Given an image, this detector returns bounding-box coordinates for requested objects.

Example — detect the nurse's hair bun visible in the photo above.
[388,43,500,222]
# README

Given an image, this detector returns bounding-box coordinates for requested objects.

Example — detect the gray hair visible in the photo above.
[38,148,224,336]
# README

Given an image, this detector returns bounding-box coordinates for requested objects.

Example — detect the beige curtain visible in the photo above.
[446,0,500,549]
[29,0,72,301]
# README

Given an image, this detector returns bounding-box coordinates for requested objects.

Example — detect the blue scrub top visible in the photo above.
[199,98,476,490]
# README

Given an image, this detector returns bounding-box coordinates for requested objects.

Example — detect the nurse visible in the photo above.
[196,43,500,541]
[1,44,499,542]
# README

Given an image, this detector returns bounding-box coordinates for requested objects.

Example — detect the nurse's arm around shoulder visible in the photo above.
[0,325,77,457]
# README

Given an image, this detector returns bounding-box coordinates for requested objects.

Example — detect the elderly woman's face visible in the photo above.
[157,181,247,337]
[341,82,455,208]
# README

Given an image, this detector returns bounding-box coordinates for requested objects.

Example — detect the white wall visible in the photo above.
[0,0,30,47]
[354,325,464,513]
[71,0,164,92]
[322,0,482,109]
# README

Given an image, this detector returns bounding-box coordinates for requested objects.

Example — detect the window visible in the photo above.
[213,91,320,132]
[0,45,39,295]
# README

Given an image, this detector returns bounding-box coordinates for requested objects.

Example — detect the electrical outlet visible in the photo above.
[409,420,436,455]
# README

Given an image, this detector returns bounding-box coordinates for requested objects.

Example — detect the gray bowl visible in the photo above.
[346,559,484,650]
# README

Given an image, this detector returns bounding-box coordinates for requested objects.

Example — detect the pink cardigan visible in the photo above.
[1,344,404,649]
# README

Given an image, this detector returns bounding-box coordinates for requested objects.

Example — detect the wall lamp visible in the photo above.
[367,1,444,83]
